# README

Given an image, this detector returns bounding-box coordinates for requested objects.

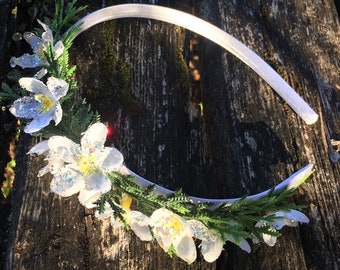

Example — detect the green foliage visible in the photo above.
[0,82,26,103]
[45,0,86,41]
[167,244,177,258]
[95,191,127,223]
[25,0,96,140]
[35,98,99,143]
[104,171,313,243]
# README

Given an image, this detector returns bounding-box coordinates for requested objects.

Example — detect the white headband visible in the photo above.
[71,4,318,125]
[70,4,316,206]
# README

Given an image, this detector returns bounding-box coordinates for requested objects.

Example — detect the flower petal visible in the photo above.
[48,136,79,163]
[46,156,65,175]
[85,172,111,193]
[227,235,251,253]
[271,217,286,230]
[78,189,101,208]
[96,147,124,172]
[23,32,43,52]
[28,140,49,155]
[175,235,197,264]
[81,123,108,153]
[10,97,40,119]
[262,233,277,246]
[38,19,53,43]
[19,77,48,94]
[284,210,310,226]
[152,226,172,252]
[47,77,69,100]
[34,68,48,79]
[51,167,85,197]
[24,113,53,133]
[129,211,153,241]
[38,165,50,177]
[201,239,224,262]
[238,239,251,253]
[53,103,63,125]
[53,40,64,59]
[10,53,45,69]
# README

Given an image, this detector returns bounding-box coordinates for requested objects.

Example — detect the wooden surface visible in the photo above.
[1,0,339,269]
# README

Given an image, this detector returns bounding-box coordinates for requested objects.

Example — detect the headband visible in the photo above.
[7,2,316,264]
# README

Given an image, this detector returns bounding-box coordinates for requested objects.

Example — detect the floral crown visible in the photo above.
[3,1,318,264]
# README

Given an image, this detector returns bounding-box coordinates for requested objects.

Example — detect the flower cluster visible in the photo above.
[4,1,313,264]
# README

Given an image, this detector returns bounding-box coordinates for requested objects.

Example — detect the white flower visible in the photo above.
[187,220,224,262]
[150,208,196,264]
[94,197,152,241]
[10,19,64,79]
[99,209,153,240]
[29,122,124,207]
[255,209,309,246]
[127,211,153,241]
[10,77,68,134]
[224,220,251,253]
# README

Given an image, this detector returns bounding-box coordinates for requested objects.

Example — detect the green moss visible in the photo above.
[175,48,190,93]
[101,21,117,66]
[100,21,144,115]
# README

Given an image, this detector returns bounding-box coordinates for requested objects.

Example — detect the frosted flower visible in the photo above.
[150,208,196,264]
[95,195,153,241]
[10,19,64,79]
[224,220,251,253]
[29,122,124,208]
[255,209,309,246]
[97,209,152,240]
[127,211,153,241]
[187,220,224,262]
[10,77,68,134]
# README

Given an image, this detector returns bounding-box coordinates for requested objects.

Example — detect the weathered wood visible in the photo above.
[196,1,340,269]
[2,0,340,269]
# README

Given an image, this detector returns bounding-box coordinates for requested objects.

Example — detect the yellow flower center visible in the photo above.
[35,94,54,112]
[120,193,133,211]
[77,155,96,175]
[37,44,47,60]
[166,216,184,237]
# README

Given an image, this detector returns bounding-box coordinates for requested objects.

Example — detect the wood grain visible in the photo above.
[2,0,339,269]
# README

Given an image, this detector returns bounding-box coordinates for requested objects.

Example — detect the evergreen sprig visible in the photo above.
[0,82,25,103]
[103,171,310,243]
[45,0,87,41]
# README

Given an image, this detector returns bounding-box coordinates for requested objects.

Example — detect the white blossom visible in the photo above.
[150,208,197,264]
[10,77,68,134]
[187,219,224,262]
[29,122,124,207]
[255,209,309,246]
[10,19,64,79]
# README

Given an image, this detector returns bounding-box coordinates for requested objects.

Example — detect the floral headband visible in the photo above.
[4,1,317,264]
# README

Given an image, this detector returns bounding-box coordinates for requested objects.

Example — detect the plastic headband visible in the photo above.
[70,4,316,206]
[71,4,318,125]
